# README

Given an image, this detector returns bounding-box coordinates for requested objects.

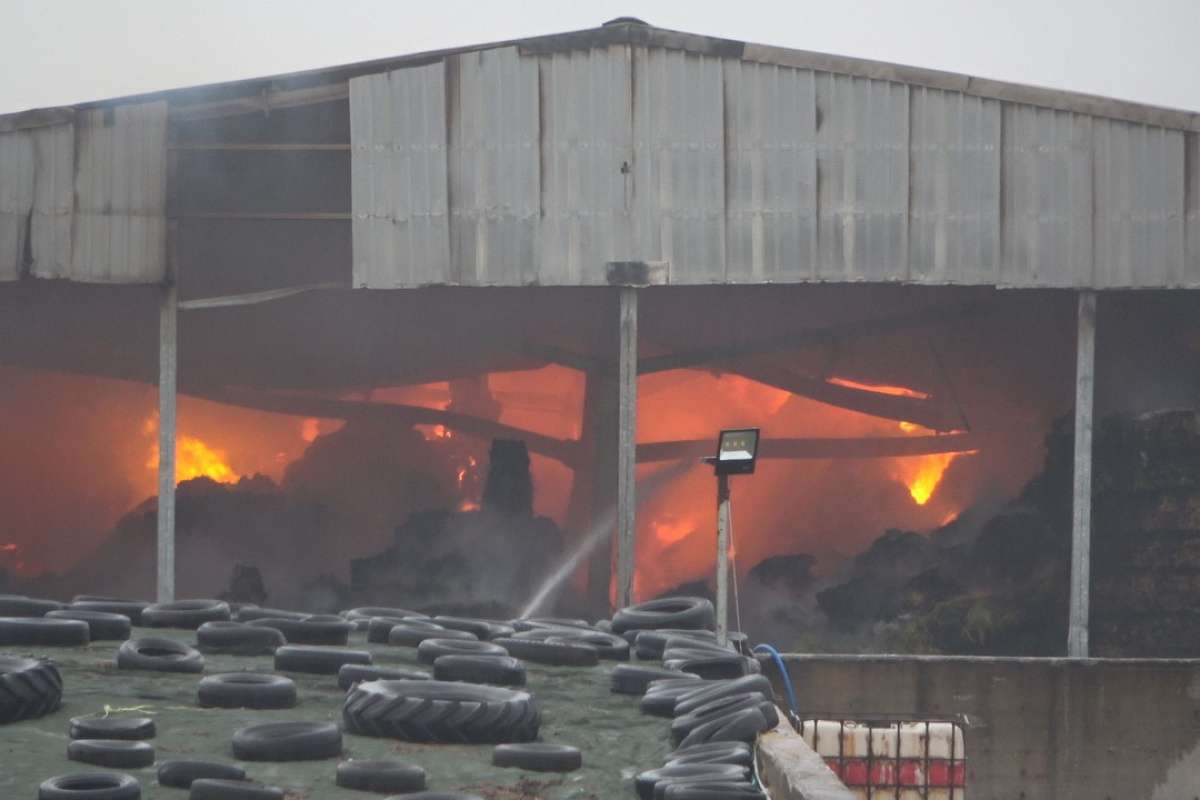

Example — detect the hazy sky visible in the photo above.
[1,0,1198,115]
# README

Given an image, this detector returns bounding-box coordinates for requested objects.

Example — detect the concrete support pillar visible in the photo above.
[1068,291,1096,658]
[615,286,638,610]
[156,282,178,603]
[715,473,731,646]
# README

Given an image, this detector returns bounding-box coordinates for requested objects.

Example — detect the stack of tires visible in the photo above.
[602,596,774,798]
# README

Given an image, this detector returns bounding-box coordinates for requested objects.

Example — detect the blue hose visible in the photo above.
[753,643,798,713]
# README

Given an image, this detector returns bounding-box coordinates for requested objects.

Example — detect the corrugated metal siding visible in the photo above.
[1188,133,1200,285]
[350,62,449,288]
[631,47,726,282]
[30,123,73,278]
[1092,120,1185,287]
[347,45,1198,289]
[909,88,1001,284]
[0,122,75,282]
[538,45,633,283]
[0,129,34,280]
[1000,107,1093,287]
[814,73,909,282]
[723,60,817,282]
[448,47,540,285]
[58,102,167,283]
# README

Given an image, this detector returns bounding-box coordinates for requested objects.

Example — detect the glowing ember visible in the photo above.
[300,418,321,443]
[652,516,696,545]
[827,377,931,400]
[0,543,17,553]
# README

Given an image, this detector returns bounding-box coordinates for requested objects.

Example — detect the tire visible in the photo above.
[673,675,774,718]
[157,759,246,788]
[232,721,342,762]
[197,673,296,709]
[343,680,539,744]
[0,656,63,723]
[661,783,764,800]
[634,764,750,800]
[38,773,141,800]
[70,601,150,626]
[274,645,371,675]
[666,746,754,768]
[366,616,412,644]
[67,740,155,769]
[189,780,284,800]
[141,600,230,629]
[510,617,591,632]
[69,716,155,741]
[46,610,131,641]
[0,617,89,646]
[117,638,204,674]
[335,759,427,793]
[661,636,733,655]
[0,594,63,617]
[433,616,515,641]
[337,664,430,690]
[491,637,598,667]
[546,631,630,661]
[344,607,427,623]
[670,693,772,746]
[196,621,285,655]
[248,616,352,646]
[492,743,581,772]
[417,638,508,664]
[388,623,475,647]
[612,597,715,635]
[610,664,695,695]
[233,606,308,623]
[662,654,757,680]
[670,741,752,760]
[634,630,720,660]
[434,655,526,687]
[677,706,776,749]
[640,680,716,717]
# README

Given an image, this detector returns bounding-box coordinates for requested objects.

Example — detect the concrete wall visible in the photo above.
[767,654,1200,800]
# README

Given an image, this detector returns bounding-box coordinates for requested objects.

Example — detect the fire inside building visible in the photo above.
[2,19,1200,798]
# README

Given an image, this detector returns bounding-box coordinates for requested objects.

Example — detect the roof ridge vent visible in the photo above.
[603,16,649,26]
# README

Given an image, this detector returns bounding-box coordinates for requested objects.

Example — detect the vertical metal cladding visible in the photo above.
[814,73,910,282]
[538,44,633,284]
[1091,119,1185,288]
[448,46,541,285]
[631,46,726,283]
[345,41,1197,288]
[722,59,817,283]
[908,87,1001,285]
[1000,106,1094,287]
[62,101,167,283]
[0,128,35,280]
[1188,132,1200,286]
[351,61,450,288]
[0,123,73,281]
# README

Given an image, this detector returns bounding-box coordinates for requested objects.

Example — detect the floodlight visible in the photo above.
[712,428,760,476]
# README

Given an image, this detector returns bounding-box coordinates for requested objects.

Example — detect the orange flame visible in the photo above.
[300,418,321,443]
[143,414,240,485]
[827,377,931,399]
[653,516,695,545]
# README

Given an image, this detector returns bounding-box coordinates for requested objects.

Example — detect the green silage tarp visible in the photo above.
[0,627,674,798]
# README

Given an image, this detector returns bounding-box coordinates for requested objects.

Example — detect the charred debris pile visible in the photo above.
[771,408,1200,657]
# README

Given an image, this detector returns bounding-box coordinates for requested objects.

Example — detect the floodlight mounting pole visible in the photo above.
[715,473,731,646]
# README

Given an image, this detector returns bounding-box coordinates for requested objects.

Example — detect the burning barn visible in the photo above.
[1,18,1200,658]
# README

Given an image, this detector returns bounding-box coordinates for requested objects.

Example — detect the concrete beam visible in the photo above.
[615,286,638,610]
[757,716,855,800]
[156,282,177,603]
